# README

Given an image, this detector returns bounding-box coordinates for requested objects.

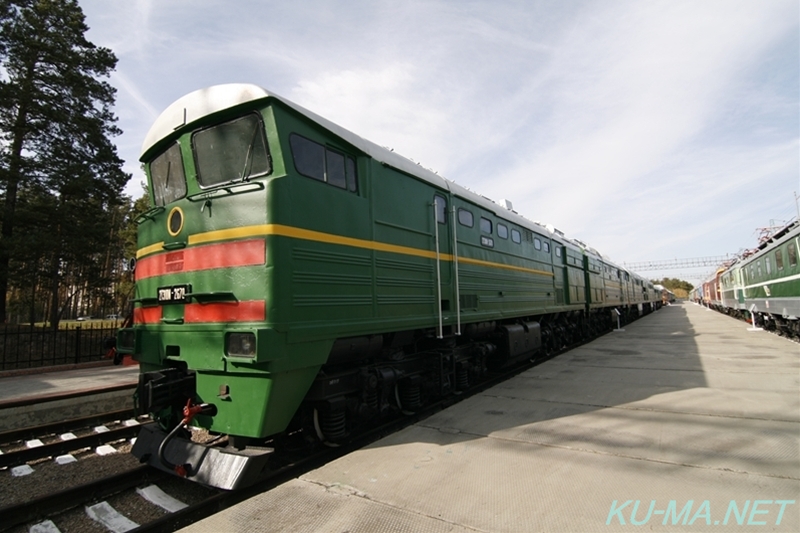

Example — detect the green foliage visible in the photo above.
[0,0,130,324]
[652,277,694,299]
[115,188,150,317]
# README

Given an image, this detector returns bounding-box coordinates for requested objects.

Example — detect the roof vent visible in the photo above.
[500,199,513,210]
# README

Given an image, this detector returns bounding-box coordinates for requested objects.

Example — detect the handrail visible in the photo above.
[451,206,461,335]
[433,201,443,339]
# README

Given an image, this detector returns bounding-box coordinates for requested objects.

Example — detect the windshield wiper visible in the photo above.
[239,125,260,182]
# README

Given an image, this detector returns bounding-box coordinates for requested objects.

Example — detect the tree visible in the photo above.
[652,277,694,299]
[0,0,129,323]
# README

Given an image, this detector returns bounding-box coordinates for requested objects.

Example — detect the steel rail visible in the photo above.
[0,422,152,468]
[0,466,163,532]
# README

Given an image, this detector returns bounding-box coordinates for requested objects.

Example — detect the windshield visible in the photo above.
[149,142,187,206]
[192,113,271,187]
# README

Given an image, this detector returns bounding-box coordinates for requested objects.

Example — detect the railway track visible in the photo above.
[0,417,148,470]
[1,466,160,531]
[1,335,590,532]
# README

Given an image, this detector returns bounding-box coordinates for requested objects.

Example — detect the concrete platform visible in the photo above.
[0,365,139,430]
[182,303,799,532]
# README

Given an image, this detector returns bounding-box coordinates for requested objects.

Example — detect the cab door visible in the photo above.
[432,194,455,336]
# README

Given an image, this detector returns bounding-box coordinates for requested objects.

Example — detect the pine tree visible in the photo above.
[0,0,129,323]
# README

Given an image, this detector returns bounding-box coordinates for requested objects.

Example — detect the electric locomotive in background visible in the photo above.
[695,219,800,337]
[119,84,659,489]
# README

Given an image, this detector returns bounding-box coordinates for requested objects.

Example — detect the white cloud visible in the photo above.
[76,0,798,274]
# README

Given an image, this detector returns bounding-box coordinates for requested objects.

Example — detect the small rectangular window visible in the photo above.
[326,150,346,189]
[480,217,492,234]
[776,249,784,270]
[765,257,772,275]
[757,261,762,277]
[533,237,541,251]
[511,229,521,244]
[789,243,797,267]
[458,208,474,227]
[497,224,508,239]
[555,247,562,258]
[543,242,550,253]
[434,195,447,224]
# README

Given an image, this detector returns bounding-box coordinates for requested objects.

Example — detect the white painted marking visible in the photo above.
[25,439,44,448]
[123,419,139,427]
[60,433,77,441]
[136,484,189,513]
[11,464,34,477]
[55,454,77,465]
[95,445,117,456]
[94,425,110,434]
[85,502,139,533]
[130,437,137,445]
[29,519,61,533]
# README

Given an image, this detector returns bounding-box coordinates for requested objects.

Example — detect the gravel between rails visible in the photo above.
[0,443,140,507]
[3,439,217,533]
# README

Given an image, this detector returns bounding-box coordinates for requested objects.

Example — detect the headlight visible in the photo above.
[226,332,256,358]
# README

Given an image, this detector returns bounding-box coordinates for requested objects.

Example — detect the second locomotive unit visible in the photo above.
[119,84,659,489]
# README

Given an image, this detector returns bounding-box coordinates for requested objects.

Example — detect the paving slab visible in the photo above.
[182,304,799,532]
[0,365,139,405]
[0,365,139,430]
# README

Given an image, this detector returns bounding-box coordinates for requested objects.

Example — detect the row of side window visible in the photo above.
[455,206,552,251]
[750,242,797,280]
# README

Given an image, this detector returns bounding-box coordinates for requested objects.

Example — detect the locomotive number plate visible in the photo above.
[157,284,190,304]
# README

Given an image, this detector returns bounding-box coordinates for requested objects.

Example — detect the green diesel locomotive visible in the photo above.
[121,84,660,489]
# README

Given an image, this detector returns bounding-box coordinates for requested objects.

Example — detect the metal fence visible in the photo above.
[0,324,119,371]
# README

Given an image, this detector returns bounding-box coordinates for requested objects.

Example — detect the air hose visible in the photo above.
[157,399,217,477]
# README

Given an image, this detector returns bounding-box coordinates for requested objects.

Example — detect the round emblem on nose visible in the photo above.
[168,206,184,236]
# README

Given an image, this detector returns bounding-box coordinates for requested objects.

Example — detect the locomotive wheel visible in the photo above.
[312,408,342,448]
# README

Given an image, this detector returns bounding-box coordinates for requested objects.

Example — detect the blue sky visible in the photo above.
[80,0,799,284]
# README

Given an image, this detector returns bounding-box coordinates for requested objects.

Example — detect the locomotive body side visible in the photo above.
[738,222,800,331]
[121,84,657,489]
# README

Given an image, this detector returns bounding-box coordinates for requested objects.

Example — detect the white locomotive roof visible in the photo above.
[142,83,571,245]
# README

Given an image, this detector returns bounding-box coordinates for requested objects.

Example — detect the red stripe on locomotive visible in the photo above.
[133,307,162,324]
[136,239,266,280]
[184,301,266,323]
[133,300,265,324]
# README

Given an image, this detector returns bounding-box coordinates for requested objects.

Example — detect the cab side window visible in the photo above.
[290,134,358,192]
